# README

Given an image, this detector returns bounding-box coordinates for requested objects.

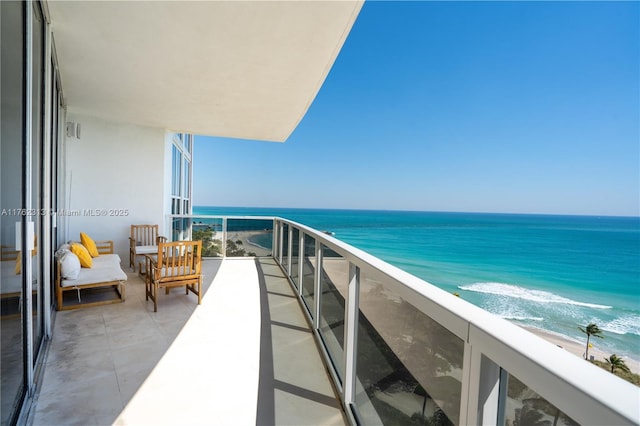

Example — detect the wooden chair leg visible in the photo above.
[57,287,63,311]
[153,283,159,312]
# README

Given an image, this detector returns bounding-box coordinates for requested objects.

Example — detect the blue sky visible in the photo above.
[194,1,639,216]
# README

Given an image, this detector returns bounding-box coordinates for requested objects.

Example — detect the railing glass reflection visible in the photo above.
[225,218,273,257]
[318,245,349,384]
[353,269,463,425]
[301,234,316,318]
[282,224,289,273]
[504,373,579,426]
[290,228,300,289]
[192,218,223,257]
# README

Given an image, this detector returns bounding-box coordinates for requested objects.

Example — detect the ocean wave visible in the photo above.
[459,282,612,309]
[499,314,544,322]
[600,315,640,336]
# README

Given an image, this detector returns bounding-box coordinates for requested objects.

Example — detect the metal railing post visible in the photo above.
[222,217,227,257]
[343,262,359,409]
[287,226,293,274]
[313,241,323,330]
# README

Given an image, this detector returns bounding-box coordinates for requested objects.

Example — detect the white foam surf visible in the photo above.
[498,314,544,322]
[459,282,612,309]
[600,314,640,336]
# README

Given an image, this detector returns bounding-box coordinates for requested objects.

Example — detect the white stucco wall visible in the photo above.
[64,113,166,263]
[163,132,174,234]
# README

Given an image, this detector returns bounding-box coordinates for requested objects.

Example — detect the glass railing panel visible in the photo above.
[477,355,500,424]
[192,218,223,257]
[282,224,289,273]
[225,218,273,257]
[504,373,580,426]
[291,228,300,288]
[319,244,349,383]
[354,269,464,426]
[301,234,316,318]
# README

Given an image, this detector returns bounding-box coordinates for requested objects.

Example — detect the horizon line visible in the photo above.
[192,205,640,219]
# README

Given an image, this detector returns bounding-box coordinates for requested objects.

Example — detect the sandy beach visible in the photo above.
[228,230,273,257]
[524,325,640,375]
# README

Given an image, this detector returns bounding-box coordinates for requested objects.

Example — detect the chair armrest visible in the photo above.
[144,254,157,279]
[156,236,167,244]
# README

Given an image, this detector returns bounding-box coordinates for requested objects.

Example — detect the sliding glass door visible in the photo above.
[0,2,60,422]
[31,0,46,364]
[0,2,27,424]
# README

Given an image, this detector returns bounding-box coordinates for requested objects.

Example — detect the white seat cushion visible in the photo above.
[134,245,158,255]
[61,254,127,287]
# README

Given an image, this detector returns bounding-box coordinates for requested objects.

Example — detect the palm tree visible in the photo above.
[604,354,630,374]
[578,323,604,360]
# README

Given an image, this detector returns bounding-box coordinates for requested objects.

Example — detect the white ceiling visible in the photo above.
[48,1,363,142]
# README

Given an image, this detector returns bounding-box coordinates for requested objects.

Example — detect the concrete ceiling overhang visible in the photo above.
[48,1,363,142]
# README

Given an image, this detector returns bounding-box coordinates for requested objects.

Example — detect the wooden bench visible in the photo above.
[56,240,127,311]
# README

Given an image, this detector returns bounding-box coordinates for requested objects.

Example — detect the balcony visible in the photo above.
[29,217,638,425]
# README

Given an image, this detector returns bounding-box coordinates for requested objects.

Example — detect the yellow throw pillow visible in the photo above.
[80,232,99,257]
[71,243,93,268]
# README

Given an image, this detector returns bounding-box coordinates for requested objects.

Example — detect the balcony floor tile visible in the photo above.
[29,258,346,425]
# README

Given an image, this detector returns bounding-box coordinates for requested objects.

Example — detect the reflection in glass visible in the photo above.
[226,219,273,257]
[290,228,300,288]
[318,245,348,382]
[32,0,45,361]
[301,235,316,318]
[282,224,289,273]
[504,373,579,426]
[192,218,223,257]
[171,145,181,196]
[172,217,193,242]
[1,1,26,422]
[354,270,464,425]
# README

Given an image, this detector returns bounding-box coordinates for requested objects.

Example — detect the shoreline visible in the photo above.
[522,325,640,375]
[229,230,272,257]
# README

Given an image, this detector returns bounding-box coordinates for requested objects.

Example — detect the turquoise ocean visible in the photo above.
[194,206,640,360]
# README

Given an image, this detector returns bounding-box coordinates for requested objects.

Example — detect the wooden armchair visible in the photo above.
[129,224,166,272]
[145,240,202,312]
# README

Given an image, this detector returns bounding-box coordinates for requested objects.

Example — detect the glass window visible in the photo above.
[183,160,190,199]
[171,145,181,197]
[170,136,193,241]
[185,134,192,154]
[1,1,26,423]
